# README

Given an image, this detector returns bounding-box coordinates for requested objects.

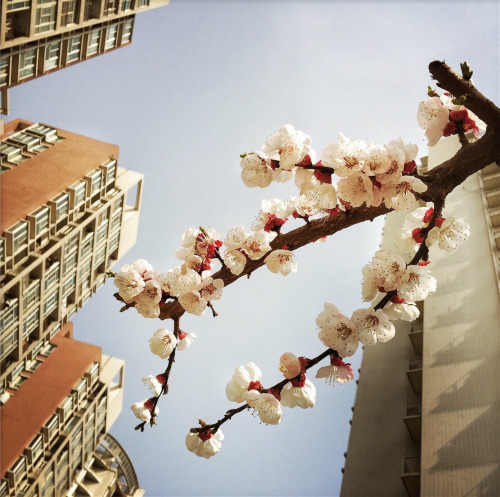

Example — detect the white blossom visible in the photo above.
[114,269,145,300]
[224,225,248,250]
[321,134,365,177]
[280,378,316,409]
[426,217,470,251]
[317,309,359,358]
[178,291,207,316]
[185,429,224,459]
[245,390,282,425]
[223,249,247,275]
[417,96,449,146]
[199,277,224,301]
[316,358,354,385]
[149,329,178,359]
[176,332,197,351]
[142,375,163,396]
[262,124,312,170]
[240,152,274,188]
[383,302,420,322]
[351,308,396,345]
[398,265,437,302]
[130,399,158,423]
[337,172,375,207]
[242,230,277,260]
[264,249,297,276]
[226,362,262,403]
[383,176,427,211]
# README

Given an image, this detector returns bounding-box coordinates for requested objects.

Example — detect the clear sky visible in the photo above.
[7,2,499,496]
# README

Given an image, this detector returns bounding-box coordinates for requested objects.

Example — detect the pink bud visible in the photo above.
[279,352,302,379]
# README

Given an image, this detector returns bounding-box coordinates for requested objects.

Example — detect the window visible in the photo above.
[87,29,100,56]
[35,2,57,34]
[0,142,29,164]
[45,414,59,442]
[67,35,82,63]
[27,123,63,144]
[28,434,44,464]
[8,132,44,153]
[43,289,59,316]
[0,297,18,331]
[104,24,117,50]
[121,19,133,43]
[87,362,99,386]
[136,0,149,6]
[23,308,39,338]
[44,262,60,290]
[11,456,27,486]
[88,170,102,195]
[80,231,94,258]
[62,273,76,297]
[74,377,87,404]
[64,234,79,256]
[109,232,120,253]
[103,0,117,15]
[96,222,108,244]
[121,0,131,10]
[63,250,77,275]
[19,49,36,79]
[44,41,60,71]
[0,326,17,361]
[94,245,106,267]
[11,221,28,252]
[102,158,116,184]
[54,193,69,220]
[33,206,50,236]
[0,239,4,264]
[70,179,87,208]
[0,57,9,87]
[61,0,79,25]
[60,395,73,422]
[23,278,40,310]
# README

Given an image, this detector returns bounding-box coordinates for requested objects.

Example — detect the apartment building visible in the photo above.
[340,136,500,497]
[0,0,169,113]
[0,118,145,496]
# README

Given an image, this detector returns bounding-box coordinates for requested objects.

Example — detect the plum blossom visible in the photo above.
[426,217,470,251]
[280,377,316,409]
[176,331,197,351]
[245,390,282,425]
[149,329,178,359]
[240,152,274,188]
[316,356,354,385]
[317,304,359,358]
[224,225,248,250]
[178,291,207,316]
[175,227,199,260]
[417,96,450,146]
[279,352,302,379]
[262,124,312,170]
[130,398,158,423]
[398,265,437,302]
[185,429,224,459]
[199,277,224,301]
[383,301,420,322]
[383,176,427,211]
[223,249,247,275]
[351,308,396,345]
[337,172,375,207]
[370,249,406,292]
[242,230,277,260]
[360,144,391,176]
[321,134,365,177]
[252,198,292,232]
[114,268,145,300]
[169,269,202,297]
[264,249,297,276]
[142,375,165,396]
[226,362,262,403]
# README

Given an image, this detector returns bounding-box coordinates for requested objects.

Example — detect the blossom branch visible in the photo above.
[191,347,338,434]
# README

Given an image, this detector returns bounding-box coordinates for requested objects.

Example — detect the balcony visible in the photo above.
[401,457,421,497]
[404,403,422,442]
[406,358,422,393]
[408,322,423,355]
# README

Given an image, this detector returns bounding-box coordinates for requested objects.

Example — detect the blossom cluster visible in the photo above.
[114,228,225,318]
[240,124,427,213]
[417,92,486,146]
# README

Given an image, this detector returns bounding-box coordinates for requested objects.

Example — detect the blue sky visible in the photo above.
[7,2,499,496]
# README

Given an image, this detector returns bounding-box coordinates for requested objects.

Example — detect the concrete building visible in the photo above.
[340,136,500,497]
[0,118,145,497]
[0,0,169,114]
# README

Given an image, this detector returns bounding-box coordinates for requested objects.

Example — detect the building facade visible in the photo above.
[0,0,169,113]
[0,118,145,497]
[340,137,500,497]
